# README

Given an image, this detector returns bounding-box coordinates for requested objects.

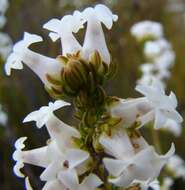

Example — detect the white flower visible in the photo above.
[59,169,102,190]
[167,154,185,179]
[100,129,175,188]
[43,11,85,55]
[131,21,163,41]
[16,100,90,188]
[81,4,118,64]
[135,81,183,129]
[144,39,172,60]
[13,137,89,188]
[0,32,12,60]
[5,32,63,87]
[155,50,175,70]
[23,100,80,148]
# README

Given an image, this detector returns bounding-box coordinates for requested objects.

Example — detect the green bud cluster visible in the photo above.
[46,51,122,189]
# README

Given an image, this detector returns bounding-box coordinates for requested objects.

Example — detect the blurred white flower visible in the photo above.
[5,32,63,87]
[0,15,6,28]
[81,4,118,64]
[100,129,175,188]
[0,0,9,15]
[167,154,185,179]
[0,104,8,126]
[144,39,172,60]
[0,32,12,59]
[131,21,163,41]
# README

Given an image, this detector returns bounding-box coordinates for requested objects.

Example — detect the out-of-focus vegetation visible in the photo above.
[0,0,185,189]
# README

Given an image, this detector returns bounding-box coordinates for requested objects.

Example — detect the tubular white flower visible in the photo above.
[131,21,163,41]
[21,100,90,185]
[59,169,102,190]
[81,4,118,64]
[43,11,85,55]
[100,129,175,188]
[13,137,50,176]
[135,81,183,129]
[23,100,80,148]
[5,32,63,87]
[13,137,89,187]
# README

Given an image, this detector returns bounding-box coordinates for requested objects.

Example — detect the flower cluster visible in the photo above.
[5,4,183,190]
[131,20,185,189]
[131,21,183,137]
[131,21,175,88]
[0,0,12,60]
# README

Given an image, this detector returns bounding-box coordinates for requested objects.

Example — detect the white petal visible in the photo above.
[160,143,175,159]
[103,158,128,176]
[46,115,80,147]
[14,137,27,150]
[66,149,89,169]
[81,173,103,189]
[49,100,70,111]
[95,4,118,29]
[163,110,183,123]
[40,160,61,181]
[13,161,25,178]
[43,18,61,34]
[5,53,23,75]
[25,177,33,190]
[48,32,60,42]
[169,92,177,108]
[42,180,66,190]
[99,130,135,159]
[154,110,167,129]
[109,173,133,187]
[58,169,79,189]
[22,146,49,167]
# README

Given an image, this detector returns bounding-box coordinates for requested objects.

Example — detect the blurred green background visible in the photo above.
[0,0,185,189]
